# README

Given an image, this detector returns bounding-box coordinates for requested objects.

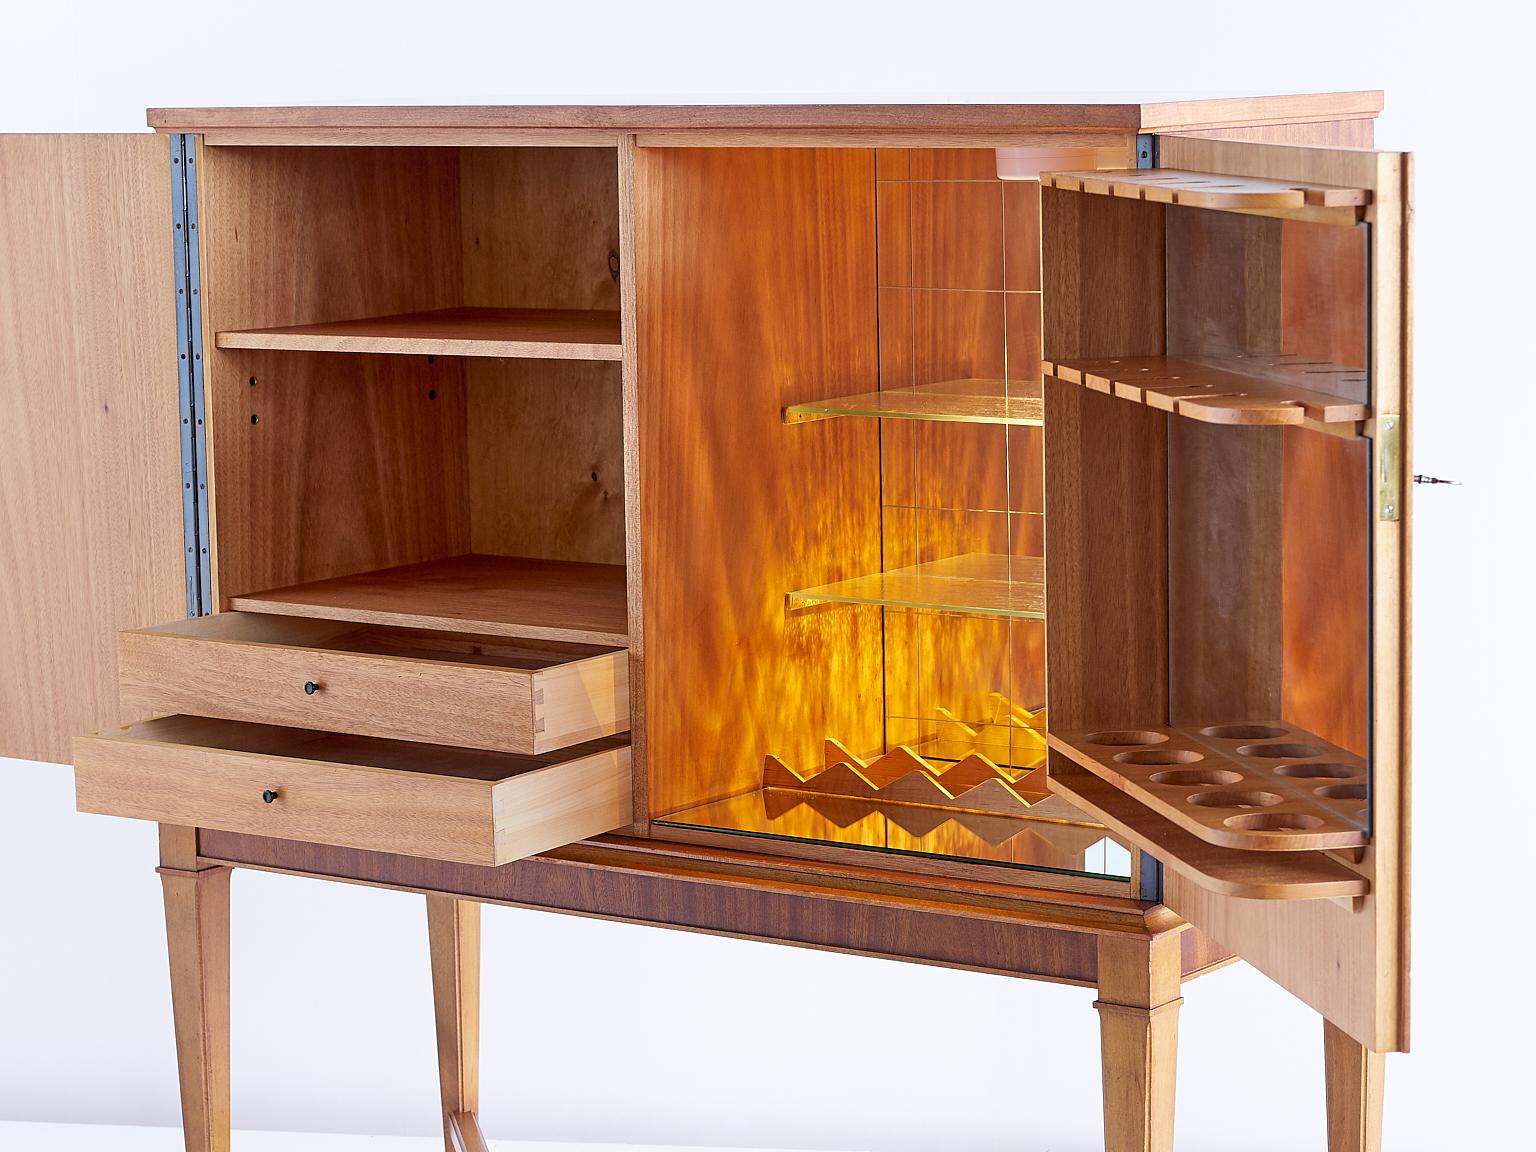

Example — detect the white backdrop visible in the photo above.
[3,2,1531,1148]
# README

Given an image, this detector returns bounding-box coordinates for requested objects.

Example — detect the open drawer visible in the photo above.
[74,716,631,866]
[118,612,629,755]
[1039,136,1411,1052]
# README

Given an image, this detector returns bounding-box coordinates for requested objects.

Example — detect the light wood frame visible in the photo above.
[0,95,1402,1152]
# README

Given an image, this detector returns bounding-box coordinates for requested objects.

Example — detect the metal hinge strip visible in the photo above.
[171,133,211,617]
[1378,414,1402,521]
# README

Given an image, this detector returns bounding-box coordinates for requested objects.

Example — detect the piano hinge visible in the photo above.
[171,133,211,617]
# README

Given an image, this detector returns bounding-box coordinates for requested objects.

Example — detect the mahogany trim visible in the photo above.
[146,92,1382,137]
[195,831,1232,984]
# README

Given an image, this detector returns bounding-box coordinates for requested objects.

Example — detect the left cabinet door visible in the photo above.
[0,134,187,762]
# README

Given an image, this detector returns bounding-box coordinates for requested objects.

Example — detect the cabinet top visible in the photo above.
[148,90,1381,142]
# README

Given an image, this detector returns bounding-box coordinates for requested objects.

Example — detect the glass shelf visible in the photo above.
[785,378,1043,426]
[787,553,1044,619]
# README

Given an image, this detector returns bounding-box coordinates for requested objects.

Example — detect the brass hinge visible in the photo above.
[1378,414,1402,521]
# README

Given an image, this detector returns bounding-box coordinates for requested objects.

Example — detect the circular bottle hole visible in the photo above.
[1273,761,1357,780]
[1113,748,1204,766]
[1084,729,1168,747]
[1186,789,1283,810]
[1198,723,1288,741]
[1316,783,1367,801]
[1235,742,1325,759]
[1223,811,1325,832]
[1148,768,1243,787]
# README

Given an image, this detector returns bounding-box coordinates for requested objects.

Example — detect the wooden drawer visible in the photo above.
[118,613,628,755]
[74,716,631,866]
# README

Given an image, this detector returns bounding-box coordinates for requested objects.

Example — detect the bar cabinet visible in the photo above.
[0,89,1410,1151]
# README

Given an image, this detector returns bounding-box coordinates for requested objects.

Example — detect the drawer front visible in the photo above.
[74,718,632,866]
[118,615,629,755]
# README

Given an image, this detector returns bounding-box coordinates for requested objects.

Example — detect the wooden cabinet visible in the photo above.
[0,92,1409,1151]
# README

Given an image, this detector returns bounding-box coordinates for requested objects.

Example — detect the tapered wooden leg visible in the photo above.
[1324,1019,1385,1152]
[158,826,231,1152]
[1095,932,1183,1152]
[427,895,484,1152]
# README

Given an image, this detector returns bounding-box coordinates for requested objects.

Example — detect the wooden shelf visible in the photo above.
[787,553,1044,619]
[1043,354,1367,429]
[230,554,629,646]
[1041,167,1369,216]
[1049,721,1367,852]
[216,307,623,361]
[785,379,1043,427]
[1049,764,1367,901]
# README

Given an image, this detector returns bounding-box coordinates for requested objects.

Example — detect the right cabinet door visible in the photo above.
[1039,137,1411,1052]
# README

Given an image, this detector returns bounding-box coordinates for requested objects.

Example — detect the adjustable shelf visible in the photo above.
[1049,721,1367,852]
[1043,354,1367,430]
[1049,764,1367,901]
[216,307,623,361]
[787,553,1044,619]
[1041,167,1370,221]
[784,379,1043,427]
[230,553,629,646]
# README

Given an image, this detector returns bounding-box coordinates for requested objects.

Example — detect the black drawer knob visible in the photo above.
[303,681,319,695]
[262,788,280,804]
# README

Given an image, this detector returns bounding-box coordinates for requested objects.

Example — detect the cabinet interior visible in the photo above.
[1041,184,1375,874]
[189,139,1380,894]
[201,144,628,646]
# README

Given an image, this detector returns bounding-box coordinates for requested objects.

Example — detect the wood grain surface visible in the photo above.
[147,92,1383,134]
[230,554,629,646]
[200,145,469,603]
[118,612,629,755]
[636,147,884,816]
[217,307,621,360]
[0,134,186,763]
[76,717,631,866]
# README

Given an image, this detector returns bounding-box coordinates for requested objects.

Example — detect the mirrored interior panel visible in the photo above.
[644,146,1133,884]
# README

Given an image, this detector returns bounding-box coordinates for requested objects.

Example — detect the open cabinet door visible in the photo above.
[1040,137,1411,1052]
[0,135,186,763]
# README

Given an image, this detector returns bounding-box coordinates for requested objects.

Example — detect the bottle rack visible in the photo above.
[1042,354,1368,431]
[763,739,1048,817]
[1049,722,1367,852]
[1040,167,1369,220]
